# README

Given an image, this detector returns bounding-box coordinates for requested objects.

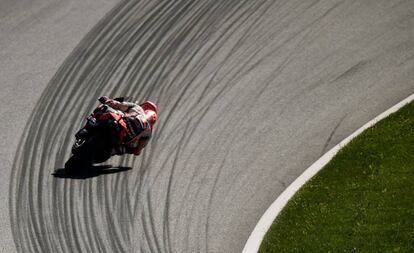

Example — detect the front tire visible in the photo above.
[64,135,105,173]
[64,153,89,174]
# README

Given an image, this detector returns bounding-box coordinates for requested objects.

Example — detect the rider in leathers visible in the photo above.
[97,96,158,156]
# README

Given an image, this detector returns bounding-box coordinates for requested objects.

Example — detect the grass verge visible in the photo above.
[259,101,414,253]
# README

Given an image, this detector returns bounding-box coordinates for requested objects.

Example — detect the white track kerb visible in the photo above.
[243,93,414,253]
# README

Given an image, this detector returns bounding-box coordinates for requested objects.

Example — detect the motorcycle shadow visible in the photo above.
[52,165,132,179]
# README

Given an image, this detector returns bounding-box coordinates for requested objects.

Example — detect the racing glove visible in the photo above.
[98,96,110,104]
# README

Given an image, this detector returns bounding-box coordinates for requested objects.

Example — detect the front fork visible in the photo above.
[73,114,99,154]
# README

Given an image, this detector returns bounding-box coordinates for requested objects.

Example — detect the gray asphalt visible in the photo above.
[3,0,414,253]
[0,0,118,252]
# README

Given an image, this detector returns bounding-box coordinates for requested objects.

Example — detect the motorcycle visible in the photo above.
[64,97,128,172]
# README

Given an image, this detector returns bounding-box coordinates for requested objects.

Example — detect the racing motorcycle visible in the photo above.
[64,97,128,172]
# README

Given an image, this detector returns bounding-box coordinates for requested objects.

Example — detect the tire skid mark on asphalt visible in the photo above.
[10,0,414,252]
[10,1,284,252]
[17,0,277,249]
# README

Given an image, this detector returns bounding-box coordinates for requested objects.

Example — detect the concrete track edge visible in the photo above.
[242,93,414,253]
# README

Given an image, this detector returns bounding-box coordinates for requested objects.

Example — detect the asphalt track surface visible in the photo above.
[4,0,414,253]
[0,0,119,252]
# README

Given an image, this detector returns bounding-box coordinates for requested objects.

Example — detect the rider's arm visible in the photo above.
[99,96,136,112]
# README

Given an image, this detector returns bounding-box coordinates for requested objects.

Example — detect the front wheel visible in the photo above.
[65,135,110,173]
[64,153,88,173]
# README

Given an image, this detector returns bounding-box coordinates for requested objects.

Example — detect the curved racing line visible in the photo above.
[9,1,414,252]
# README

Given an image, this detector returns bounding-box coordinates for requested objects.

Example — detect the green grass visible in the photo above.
[259,102,414,253]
